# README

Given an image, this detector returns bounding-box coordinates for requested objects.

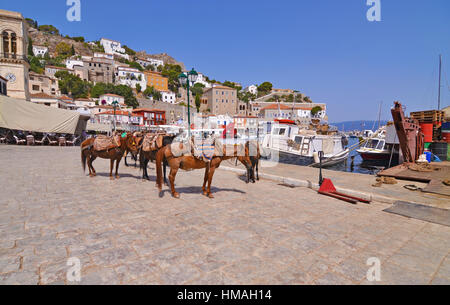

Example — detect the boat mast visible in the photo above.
[377,101,383,131]
[438,54,442,110]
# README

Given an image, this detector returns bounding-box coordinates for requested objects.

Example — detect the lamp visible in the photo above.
[178,73,187,86]
[187,68,198,83]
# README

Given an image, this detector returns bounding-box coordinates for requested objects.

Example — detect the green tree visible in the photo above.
[25,18,38,29]
[136,83,142,93]
[311,106,322,116]
[55,42,72,58]
[129,61,144,71]
[113,85,138,108]
[190,83,205,97]
[70,44,75,56]
[195,94,201,113]
[55,71,91,98]
[29,56,44,74]
[123,45,136,56]
[145,64,155,71]
[257,82,273,97]
[161,64,183,92]
[38,25,60,35]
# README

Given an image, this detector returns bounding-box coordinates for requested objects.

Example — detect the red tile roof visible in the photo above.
[100,93,123,98]
[96,111,140,116]
[30,93,59,99]
[133,108,166,113]
[260,104,293,111]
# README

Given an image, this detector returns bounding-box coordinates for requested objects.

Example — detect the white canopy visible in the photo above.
[0,95,87,134]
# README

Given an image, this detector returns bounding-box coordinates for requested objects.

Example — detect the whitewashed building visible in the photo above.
[161,91,176,104]
[74,98,95,108]
[32,45,48,57]
[94,52,114,60]
[243,85,258,95]
[194,72,212,88]
[147,58,164,69]
[115,66,147,90]
[65,58,84,70]
[99,93,125,106]
[100,38,129,60]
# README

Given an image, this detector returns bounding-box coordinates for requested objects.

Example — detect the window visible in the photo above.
[3,31,10,54]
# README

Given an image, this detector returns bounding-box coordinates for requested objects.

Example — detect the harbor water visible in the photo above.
[276,138,397,175]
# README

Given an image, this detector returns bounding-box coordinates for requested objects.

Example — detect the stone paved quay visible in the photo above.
[0,145,449,285]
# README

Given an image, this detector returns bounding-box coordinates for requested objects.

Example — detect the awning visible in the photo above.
[0,95,88,134]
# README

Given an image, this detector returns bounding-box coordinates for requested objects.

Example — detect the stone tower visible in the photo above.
[0,9,30,100]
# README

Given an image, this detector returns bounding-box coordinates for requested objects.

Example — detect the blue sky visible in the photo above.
[3,0,450,121]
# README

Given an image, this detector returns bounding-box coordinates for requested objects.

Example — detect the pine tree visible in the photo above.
[28,37,34,56]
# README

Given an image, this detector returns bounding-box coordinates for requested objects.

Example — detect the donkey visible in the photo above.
[139,134,176,184]
[81,133,139,180]
[155,140,254,199]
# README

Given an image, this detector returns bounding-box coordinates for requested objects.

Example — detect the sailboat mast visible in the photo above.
[377,101,383,130]
[438,54,442,110]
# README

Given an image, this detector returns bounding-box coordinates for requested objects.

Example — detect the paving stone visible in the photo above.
[1,146,449,284]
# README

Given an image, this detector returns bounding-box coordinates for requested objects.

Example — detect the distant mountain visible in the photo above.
[330,120,389,132]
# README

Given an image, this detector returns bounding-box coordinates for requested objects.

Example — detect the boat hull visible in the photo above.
[359,152,393,161]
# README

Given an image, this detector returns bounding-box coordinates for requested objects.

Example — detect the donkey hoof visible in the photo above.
[115,176,120,180]
[207,194,215,199]
[110,177,114,181]
[173,193,180,199]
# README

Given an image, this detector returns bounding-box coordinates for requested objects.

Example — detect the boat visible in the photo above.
[261,122,350,167]
[357,137,393,161]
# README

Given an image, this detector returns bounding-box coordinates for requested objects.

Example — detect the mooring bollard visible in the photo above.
[319,151,324,186]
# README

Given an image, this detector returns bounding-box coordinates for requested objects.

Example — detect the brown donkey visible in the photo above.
[81,133,139,180]
[155,142,254,199]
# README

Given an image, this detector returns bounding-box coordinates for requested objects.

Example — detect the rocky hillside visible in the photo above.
[28,28,93,57]
[27,26,185,69]
[135,51,185,70]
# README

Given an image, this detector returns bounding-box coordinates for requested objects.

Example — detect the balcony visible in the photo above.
[0,53,29,63]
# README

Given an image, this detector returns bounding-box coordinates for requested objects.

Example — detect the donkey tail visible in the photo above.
[139,148,145,172]
[81,148,87,173]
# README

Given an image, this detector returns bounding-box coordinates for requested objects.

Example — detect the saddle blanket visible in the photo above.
[142,133,165,152]
[170,138,216,161]
[214,141,246,157]
[93,135,120,151]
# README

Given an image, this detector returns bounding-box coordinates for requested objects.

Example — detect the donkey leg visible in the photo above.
[124,152,129,167]
[110,159,114,180]
[89,156,97,177]
[115,157,121,179]
[206,166,217,199]
[169,166,180,199]
[86,154,94,177]
[256,160,260,181]
[202,166,209,196]
[163,160,169,186]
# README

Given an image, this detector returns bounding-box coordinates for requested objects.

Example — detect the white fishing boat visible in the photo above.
[357,125,399,161]
[261,122,350,167]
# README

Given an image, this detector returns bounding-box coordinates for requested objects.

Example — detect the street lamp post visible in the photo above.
[178,68,198,138]
[112,100,119,132]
